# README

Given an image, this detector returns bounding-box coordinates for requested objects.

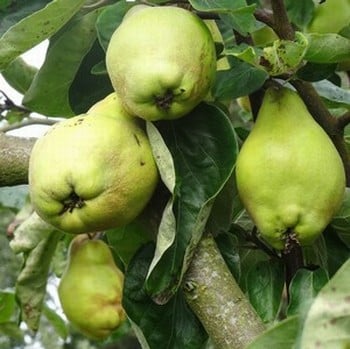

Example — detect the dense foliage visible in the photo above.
[0,1,350,348]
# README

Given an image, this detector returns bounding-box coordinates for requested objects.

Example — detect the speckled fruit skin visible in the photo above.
[29,93,159,234]
[106,6,217,121]
[236,87,345,250]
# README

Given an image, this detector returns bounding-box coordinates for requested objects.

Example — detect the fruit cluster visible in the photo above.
[28,5,217,339]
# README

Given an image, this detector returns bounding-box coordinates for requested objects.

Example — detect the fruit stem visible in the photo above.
[282,231,304,300]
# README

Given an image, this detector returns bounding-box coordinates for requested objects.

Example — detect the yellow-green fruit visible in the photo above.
[29,93,159,234]
[307,0,350,34]
[106,6,217,121]
[58,235,125,339]
[236,87,345,250]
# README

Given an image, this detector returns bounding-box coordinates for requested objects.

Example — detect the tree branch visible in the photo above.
[270,0,294,40]
[337,111,350,130]
[0,133,35,186]
[184,235,265,349]
[290,80,350,185]
[0,117,56,133]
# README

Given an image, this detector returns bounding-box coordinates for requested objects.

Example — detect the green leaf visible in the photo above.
[324,229,350,277]
[189,0,249,12]
[12,213,63,331]
[305,33,350,63]
[1,57,37,94]
[224,44,259,65]
[145,103,238,303]
[0,0,86,71]
[246,259,285,323]
[300,259,350,348]
[0,185,28,210]
[23,10,100,117]
[212,57,268,100]
[313,80,350,110]
[42,305,68,340]
[331,188,350,247]
[284,0,315,29]
[206,172,238,234]
[106,218,153,267]
[215,232,241,282]
[189,0,257,35]
[287,267,329,317]
[262,31,308,76]
[0,321,24,341]
[0,291,16,323]
[96,1,134,51]
[296,62,337,82]
[123,244,208,349]
[0,0,51,36]
[246,316,300,349]
[68,39,113,115]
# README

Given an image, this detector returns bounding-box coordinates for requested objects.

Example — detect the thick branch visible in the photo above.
[0,133,35,186]
[184,235,265,349]
[270,0,294,40]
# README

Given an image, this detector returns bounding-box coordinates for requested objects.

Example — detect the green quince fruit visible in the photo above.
[106,6,217,121]
[58,235,125,339]
[29,93,159,234]
[307,0,350,34]
[236,86,346,250]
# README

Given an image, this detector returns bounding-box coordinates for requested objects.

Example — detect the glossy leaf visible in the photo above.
[0,0,51,36]
[305,33,350,63]
[284,0,314,29]
[107,218,153,267]
[287,267,329,317]
[189,0,257,34]
[296,62,337,82]
[96,0,134,51]
[0,0,86,70]
[213,57,268,100]
[324,229,350,277]
[145,103,238,302]
[1,57,37,94]
[68,40,114,115]
[23,10,100,117]
[246,316,300,349]
[123,244,208,349]
[300,259,350,348]
[246,259,285,323]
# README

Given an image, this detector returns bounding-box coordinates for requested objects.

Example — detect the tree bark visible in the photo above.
[0,133,35,186]
[184,235,265,349]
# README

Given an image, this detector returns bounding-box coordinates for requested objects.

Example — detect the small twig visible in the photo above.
[291,80,350,185]
[0,117,57,133]
[337,111,350,130]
